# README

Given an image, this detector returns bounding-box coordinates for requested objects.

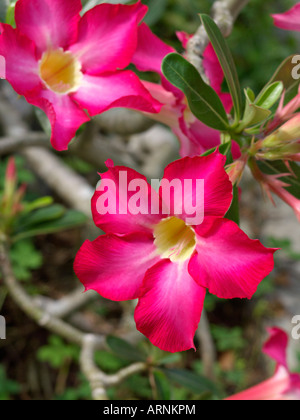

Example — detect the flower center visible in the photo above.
[39,48,82,94]
[153,216,196,263]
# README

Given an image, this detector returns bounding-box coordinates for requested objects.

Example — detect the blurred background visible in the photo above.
[0,0,299,400]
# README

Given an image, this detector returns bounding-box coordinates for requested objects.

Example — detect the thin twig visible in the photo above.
[0,132,49,155]
[196,309,217,380]
[80,334,147,400]
[187,0,250,75]
[0,241,105,349]
[21,147,94,218]
[94,108,155,136]
[33,287,98,318]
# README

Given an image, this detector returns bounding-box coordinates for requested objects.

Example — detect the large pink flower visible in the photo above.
[131,23,234,157]
[74,152,276,352]
[0,0,161,150]
[272,3,300,31]
[227,327,300,400]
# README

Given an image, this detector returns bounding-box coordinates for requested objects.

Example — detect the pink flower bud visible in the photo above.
[226,155,248,185]
[264,114,300,147]
[5,157,16,183]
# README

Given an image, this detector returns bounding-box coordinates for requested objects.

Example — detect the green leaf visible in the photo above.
[245,87,255,103]
[211,325,246,352]
[143,0,167,26]
[37,335,79,368]
[156,353,181,366]
[257,160,300,200]
[200,141,239,224]
[106,336,147,363]
[10,239,43,281]
[268,55,300,94]
[255,81,283,110]
[12,210,87,242]
[23,196,54,214]
[5,1,16,27]
[16,204,66,232]
[239,89,271,130]
[94,350,128,373]
[200,14,243,122]
[162,53,229,131]
[200,141,232,162]
[163,368,220,396]
[0,365,21,400]
[225,185,240,225]
[153,370,171,400]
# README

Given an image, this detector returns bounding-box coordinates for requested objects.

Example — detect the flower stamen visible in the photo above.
[39,48,82,95]
[153,216,196,263]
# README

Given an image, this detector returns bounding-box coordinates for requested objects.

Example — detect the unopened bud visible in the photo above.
[226,156,248,185]
[263,115,300,147]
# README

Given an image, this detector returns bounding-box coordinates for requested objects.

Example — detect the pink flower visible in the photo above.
[131,23,233,157]
[226,327,300,400]
[272,3,300,32]
[0,0,161,150]
[74,152,276,352]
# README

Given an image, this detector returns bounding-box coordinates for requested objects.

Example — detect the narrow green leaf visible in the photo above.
[163,368,220,396]
[255,81,283,110]
[201,142,240,225]
[15,204,66,233]
[153,370,171,400]
[162,53,229,131]
[143,0,167,26]
[245,87,255,102]
[219,143,240,225]
[156,353,181,366]
[106,336,147,363]
[23,196,54,214]
[12,210,87,242]
[5,1,16,27]
[268,55,300,94]
[201,141,240,225]
[225,185,240,225]
[200,14,243,121]
[239,89,271,130]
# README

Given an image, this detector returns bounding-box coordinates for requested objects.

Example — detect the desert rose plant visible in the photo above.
[0,0,299,401]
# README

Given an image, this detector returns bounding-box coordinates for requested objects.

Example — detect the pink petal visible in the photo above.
[0,24,41,95]
[272,4,300,32]
[176,31,192,49]
[141,80,182,128]
[91,163,165,235]
[15,0,82,55]
[74,233,160,301]
[226,366,292,400]
[160,152,233,222]
[134,259,206,352]
[263,327,289,369]
[176,117,222,157]
[27,89,89,150]
[70,2,147,74]
[132,23,174,74]
[203,43,233,113]
[71,71,161,116]
[189,217,277,299]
